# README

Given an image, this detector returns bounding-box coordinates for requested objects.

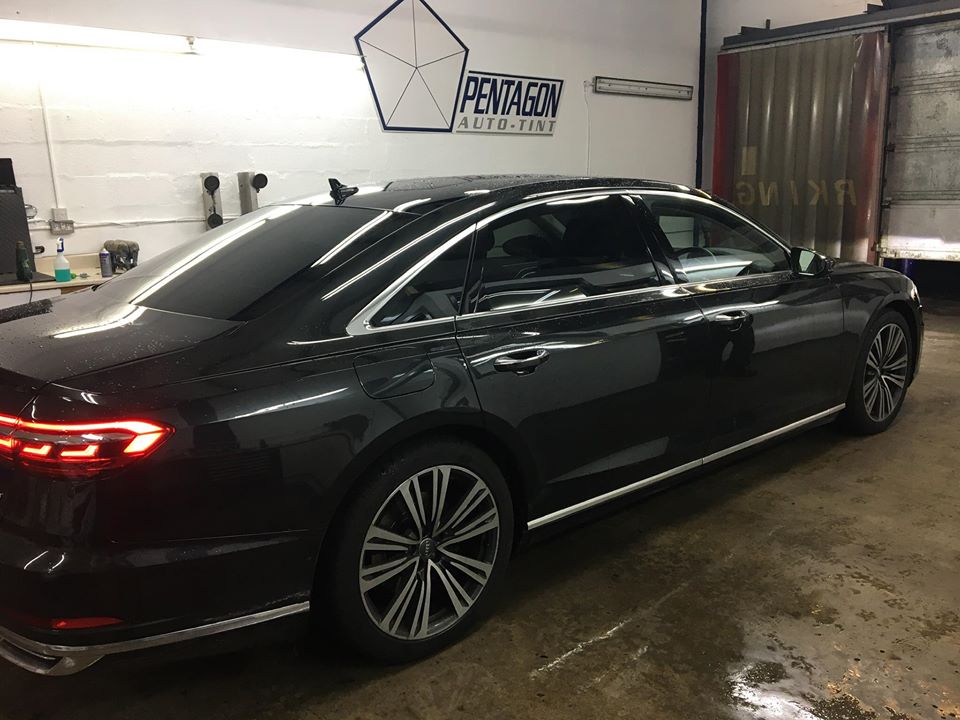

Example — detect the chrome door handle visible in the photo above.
[711,310,753,330]
[493,349,550,374]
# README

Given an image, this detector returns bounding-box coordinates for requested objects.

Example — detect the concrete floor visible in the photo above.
[1,306,958,720]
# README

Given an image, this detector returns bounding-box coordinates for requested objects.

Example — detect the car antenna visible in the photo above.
[329,178,359,206]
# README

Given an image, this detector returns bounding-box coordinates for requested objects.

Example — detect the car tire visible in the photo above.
[840,309,913,435]
[324,438,514,663]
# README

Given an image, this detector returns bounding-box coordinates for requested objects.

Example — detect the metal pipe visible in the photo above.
[35,45,63,211]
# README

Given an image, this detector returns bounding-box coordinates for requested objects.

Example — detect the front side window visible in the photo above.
[642,195,790,282]
[469,195,660,314]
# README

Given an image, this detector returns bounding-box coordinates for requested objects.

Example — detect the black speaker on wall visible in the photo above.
[0,158,39,282]
[0,158,16,188]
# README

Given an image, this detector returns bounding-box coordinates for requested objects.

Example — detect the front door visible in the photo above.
[640,192,845,454]
[455,193,711,523]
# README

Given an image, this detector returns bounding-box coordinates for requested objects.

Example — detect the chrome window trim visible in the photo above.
[350,189,661,335]
[527,404,846,530]
[461,284,673,325]
[345,226,476,336]
[347,188,796,336]
[0,601,310,677]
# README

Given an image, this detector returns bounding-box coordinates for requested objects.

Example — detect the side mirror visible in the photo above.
[790,247,833,277]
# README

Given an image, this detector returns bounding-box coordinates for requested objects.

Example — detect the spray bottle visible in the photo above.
[54,237,71,282]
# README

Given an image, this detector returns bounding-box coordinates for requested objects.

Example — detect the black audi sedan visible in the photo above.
[0,175,922,675]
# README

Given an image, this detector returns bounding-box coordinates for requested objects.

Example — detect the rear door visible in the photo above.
[455,193,711,524]
[640,191,845,454]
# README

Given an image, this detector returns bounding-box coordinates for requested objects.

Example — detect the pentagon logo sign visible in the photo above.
[357,1,564,136]
[355,0,469,132]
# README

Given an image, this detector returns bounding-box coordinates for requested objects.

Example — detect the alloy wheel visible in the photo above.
[863,323,909,423]
[359,465,500,640]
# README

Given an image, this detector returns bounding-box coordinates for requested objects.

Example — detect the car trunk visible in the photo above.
[0,293,238,543]
[0,292,240,389]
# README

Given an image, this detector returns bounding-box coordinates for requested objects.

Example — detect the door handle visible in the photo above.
[711,310,753,330]
[493,349,550,374]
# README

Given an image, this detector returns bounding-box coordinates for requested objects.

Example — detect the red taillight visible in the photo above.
[0,415,173,477]
[50,617,123,631]
[1,609,124,631]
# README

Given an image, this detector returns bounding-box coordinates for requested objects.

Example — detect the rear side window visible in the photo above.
[95,206,411,320]
[470,195,660,313]
[372,239,470,327]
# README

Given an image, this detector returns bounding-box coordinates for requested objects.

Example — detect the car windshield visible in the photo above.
[92,205,412,320]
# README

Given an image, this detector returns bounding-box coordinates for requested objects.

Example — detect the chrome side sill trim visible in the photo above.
[527,459,703,530]
[527,404,845,531]
[700,405,845,465]
[0,601,310,677]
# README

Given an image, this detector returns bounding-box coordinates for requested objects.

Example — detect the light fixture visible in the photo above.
[0,20,365,69]
[0,19,193,54]
[190,37,363,69]
[593,76,693,101]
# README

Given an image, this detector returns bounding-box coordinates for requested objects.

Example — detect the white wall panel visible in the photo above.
[0,0,701,259]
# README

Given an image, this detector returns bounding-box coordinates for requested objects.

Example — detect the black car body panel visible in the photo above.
[0,176,923,674]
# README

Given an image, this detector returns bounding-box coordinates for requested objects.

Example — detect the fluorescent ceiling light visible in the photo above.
[0,20,364,67]
[0,19,193,53]
[594,76,693,101]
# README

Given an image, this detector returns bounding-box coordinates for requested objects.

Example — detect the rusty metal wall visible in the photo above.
[713,32,889,262]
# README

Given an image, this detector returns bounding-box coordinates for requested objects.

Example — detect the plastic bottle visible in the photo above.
[54,238,71,282]
[99,246,113,278]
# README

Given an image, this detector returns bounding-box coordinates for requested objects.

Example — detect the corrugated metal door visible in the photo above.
[882,20,960,262]
[714,32,889,263]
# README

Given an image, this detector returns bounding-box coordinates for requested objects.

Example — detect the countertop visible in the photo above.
[0,253,104,295]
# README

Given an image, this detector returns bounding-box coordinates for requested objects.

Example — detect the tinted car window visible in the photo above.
[471,195,659,313]
[372,240,470,327]
[642,195,790,281]
[94,205,411,320]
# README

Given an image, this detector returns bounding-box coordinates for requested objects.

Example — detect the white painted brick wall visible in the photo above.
[0,0,702,260]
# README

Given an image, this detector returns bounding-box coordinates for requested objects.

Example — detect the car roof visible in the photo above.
[278,175,700,215]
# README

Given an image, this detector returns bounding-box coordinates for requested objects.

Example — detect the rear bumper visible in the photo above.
[0,602,309,676]
[0,521,318,675]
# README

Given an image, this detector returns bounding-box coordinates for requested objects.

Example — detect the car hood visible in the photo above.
[832,259,900,276]
[0,291,240,385]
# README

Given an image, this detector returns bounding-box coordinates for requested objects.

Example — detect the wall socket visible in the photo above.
[48,207,75,234]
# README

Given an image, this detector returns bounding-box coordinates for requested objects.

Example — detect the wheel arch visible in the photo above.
[875,296,922,383]
[316,411,537,566]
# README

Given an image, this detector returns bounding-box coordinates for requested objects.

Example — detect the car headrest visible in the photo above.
[502,234,552,258]
[561,217,620,259]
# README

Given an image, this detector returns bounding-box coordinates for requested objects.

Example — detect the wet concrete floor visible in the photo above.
[0,306,958,720]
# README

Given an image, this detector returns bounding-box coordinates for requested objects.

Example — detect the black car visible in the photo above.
[0,176,922,675]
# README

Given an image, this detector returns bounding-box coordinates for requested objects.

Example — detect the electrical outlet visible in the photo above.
[49,219,75,234]
[48,207,75,234]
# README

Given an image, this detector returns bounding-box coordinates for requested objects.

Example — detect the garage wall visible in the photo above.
[703,0,868,192]
[0,0,701,259]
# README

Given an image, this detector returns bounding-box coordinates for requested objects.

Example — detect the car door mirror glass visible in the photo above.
[790,247,830,277]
